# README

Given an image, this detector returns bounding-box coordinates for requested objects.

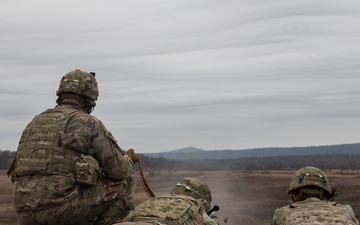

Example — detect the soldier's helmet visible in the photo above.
[170,177,212,211]
[287,166,332,196]
[56,69,99,101]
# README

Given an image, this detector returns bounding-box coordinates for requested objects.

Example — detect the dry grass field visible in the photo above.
[1,169,359,225]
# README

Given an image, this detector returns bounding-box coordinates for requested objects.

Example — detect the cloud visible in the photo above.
[1,0,360,152]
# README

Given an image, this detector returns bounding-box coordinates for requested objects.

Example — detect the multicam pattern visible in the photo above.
[56,69,99,100]
[113,177,217,225]
[114,222,165,225]
[12,104,135,225]
[122,194,204,225]
[287,166,332,195]
[170,177,212,212]
[271,197,359,225]
[272,167,359,225]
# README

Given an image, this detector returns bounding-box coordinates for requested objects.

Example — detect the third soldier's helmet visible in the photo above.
[56,69,99,101]
[170,177,212,211]
[287,166,332,196]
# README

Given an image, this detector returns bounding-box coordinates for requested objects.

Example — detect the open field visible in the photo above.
[1,169,359,225]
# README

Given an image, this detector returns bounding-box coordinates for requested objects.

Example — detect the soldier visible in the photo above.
[271,166,359,225]
[8,69,140,225]
[170,177,218,225]
[113,177,218,225]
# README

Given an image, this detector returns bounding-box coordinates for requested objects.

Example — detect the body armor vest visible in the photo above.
[14,107,82,177]
[124,194,202,225]
[278,199,358,225]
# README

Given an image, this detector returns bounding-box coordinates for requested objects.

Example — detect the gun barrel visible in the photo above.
[207,205,220,215]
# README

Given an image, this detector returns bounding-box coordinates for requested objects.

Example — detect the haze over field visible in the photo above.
[1,0,360,153]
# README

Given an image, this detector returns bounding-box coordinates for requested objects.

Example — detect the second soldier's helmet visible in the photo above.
[170,177,212,211]
[56,69,99,101]
[287,166,332,197]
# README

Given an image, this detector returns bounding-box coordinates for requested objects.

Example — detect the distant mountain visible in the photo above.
[142,143,360,160]
[167,147,204,153]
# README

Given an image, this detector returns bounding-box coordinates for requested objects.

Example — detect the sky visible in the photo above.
[1,0,360,153]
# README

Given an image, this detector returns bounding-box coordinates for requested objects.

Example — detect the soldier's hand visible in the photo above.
[125,148,140,164]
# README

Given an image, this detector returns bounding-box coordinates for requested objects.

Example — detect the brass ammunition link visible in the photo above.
[137,159,156,198]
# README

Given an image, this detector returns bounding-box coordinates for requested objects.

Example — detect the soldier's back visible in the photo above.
[118,194,204,225]
[275,198,358,225]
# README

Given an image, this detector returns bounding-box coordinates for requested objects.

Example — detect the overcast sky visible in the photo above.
[1,0,360,153]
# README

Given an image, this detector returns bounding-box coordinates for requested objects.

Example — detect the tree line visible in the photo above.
[137,154,360,171]
[0,150,16,170]
[1,150,359,171]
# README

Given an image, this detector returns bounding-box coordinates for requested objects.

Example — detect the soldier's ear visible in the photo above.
[292,193,300,202]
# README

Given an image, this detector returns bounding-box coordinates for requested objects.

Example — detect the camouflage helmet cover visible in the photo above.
[56,69,99,100]
[287,166,332,195]
[170,177,212,211]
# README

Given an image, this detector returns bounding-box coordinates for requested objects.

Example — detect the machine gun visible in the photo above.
[207,205,220,218]
[137,160,228,223]
[207,205,228,224]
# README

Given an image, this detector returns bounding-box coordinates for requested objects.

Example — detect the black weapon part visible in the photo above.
[207,204,220,216]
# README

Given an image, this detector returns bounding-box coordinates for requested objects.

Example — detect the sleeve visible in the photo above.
[91,119,135,181]
[345,204,359,225]
[64,114,134,181]
[271,208,283,225]
[202,211,218,225]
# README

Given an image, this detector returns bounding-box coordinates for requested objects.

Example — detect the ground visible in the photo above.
[1,169,359,225]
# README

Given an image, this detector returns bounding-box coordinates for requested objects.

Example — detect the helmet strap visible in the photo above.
[84,98,96,114]
[57,93,95,113]
[296,188,325,201]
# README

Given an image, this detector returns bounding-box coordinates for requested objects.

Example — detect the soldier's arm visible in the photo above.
[345,205,359,225]
[65,114,134,181]
[91,119,134,180]
[270,208,283,225]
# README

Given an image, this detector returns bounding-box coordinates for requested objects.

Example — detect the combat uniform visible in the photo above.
[203,213,218,225]
[10,70,136,225]
[117,194,205,225]
[113,177,218,225]
[271,197,358,225]
[170,177,218,225]
[271,166,359,225]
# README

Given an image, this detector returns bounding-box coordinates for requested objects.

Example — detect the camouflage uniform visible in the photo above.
[170,178,217,225]
[9,70,135,225]
[113,177,217,225]
[202,213,217,225]
[272,197,358,225]
[271,166,359,225]
[120,194,204,225]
